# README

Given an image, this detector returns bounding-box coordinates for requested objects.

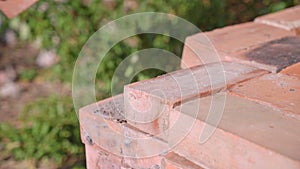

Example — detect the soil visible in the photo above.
[0,43,71,169]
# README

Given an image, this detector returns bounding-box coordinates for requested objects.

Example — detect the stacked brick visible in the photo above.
[0,0,37,18]
[79,5,300,169]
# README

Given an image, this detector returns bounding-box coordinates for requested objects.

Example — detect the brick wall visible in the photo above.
[79,5,300,169]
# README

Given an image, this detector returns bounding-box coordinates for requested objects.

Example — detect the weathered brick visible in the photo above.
[79,95,168,159]
[173,93,300,169]
[124,61,267,132]
[85,143,174,169]
[281,62,300,78]
[80,76,300,169]
[255,5,300,34]
[181,22,296,72]
[80,95,207,168]
[164,152,204,169]
[79,95,166,168]
[238,36,300,72]
[85,144,122,169]
[229,73,300,120]
[0,0,37,18]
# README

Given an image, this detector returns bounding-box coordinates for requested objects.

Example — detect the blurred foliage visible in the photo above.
[0,95,84,168]
[3,0,299,92]
[0,0,299,168]
[19,69,37,81]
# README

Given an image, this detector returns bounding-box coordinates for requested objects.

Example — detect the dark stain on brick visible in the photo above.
[246,36,300,72]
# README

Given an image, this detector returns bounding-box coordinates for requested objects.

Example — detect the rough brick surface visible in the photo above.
[181,22,296,71]
[79,6,300,168]
[80,95,166,158]
[281,62,300,78]
[164,152,204,169]
[241,36,300,72]
[124,61,267,126]
[80,95,208,169]
[80,95,166,168]
[0,0,37,18]
[173,93,300,169]
[229,73,300,120]
[81,92,300,169]
[255,5,300,33]
[85,144,122,169]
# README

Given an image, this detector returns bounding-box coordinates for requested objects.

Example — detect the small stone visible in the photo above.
[3,29,16,46]
[123,0,138,12]
[0,81,20,98]
[0,67,17,86]
[36,50,57,68]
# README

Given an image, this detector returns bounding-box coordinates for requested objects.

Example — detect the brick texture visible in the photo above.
[164,152,204,169]
[229,73,300,120]
[173,93,300,169]
[0,0,37,18]
[255,5,300,34]
[181,22,297,72]
[281,62,300,78]
[79,6,300,169]
[124,62,267,134]
[80,95,208,168]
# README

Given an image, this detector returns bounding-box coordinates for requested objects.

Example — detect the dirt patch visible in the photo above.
[0,44,71,124]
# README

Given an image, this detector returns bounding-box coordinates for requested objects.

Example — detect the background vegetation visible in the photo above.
[0,0,299,168]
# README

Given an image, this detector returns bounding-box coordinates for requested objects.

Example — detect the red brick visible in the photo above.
[164,152,204,169]
[0,0,37,18]
[281,62,300,78]
[79,95,164,168]
[80,79,300,168]
[124,61,267,130]
[173,93,300,169]
[229,73,300,120]
[84,143,172,169]
[79,95,168,159]
[85,144,122,169]
[181,22,296,72]
[79,95,207,168]
[255,5,300,34]
[232,36,300,72]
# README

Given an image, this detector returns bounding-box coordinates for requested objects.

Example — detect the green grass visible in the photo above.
[0,95,84,168]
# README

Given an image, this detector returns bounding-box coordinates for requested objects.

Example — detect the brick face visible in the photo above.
[281,62,300,78]
[164,152,204,169]
[181,22,296,71]
[79,5,300,169]
[124,62,267,134]
[255,5,300,34]
[242,36,300,72]
[0,0,37,18]
[229,73,300,120]
[173,93,300,169]
[80,95,207,168]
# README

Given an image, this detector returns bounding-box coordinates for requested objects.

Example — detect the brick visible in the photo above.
[84,143,172,169]
[124,61,267,132]
[164,152,204,169]
[79,95,168,159]
[0,0,37,18]
[229,73,300,120]
[79,95,164,168]
[173,93,300,169]
[80,95,207,168]
[255,5,300,34]
[85,144,122,169]
[281,62,300,78]
[181,22,296,72]
[237,36,300,72]
[80,77,300,169]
